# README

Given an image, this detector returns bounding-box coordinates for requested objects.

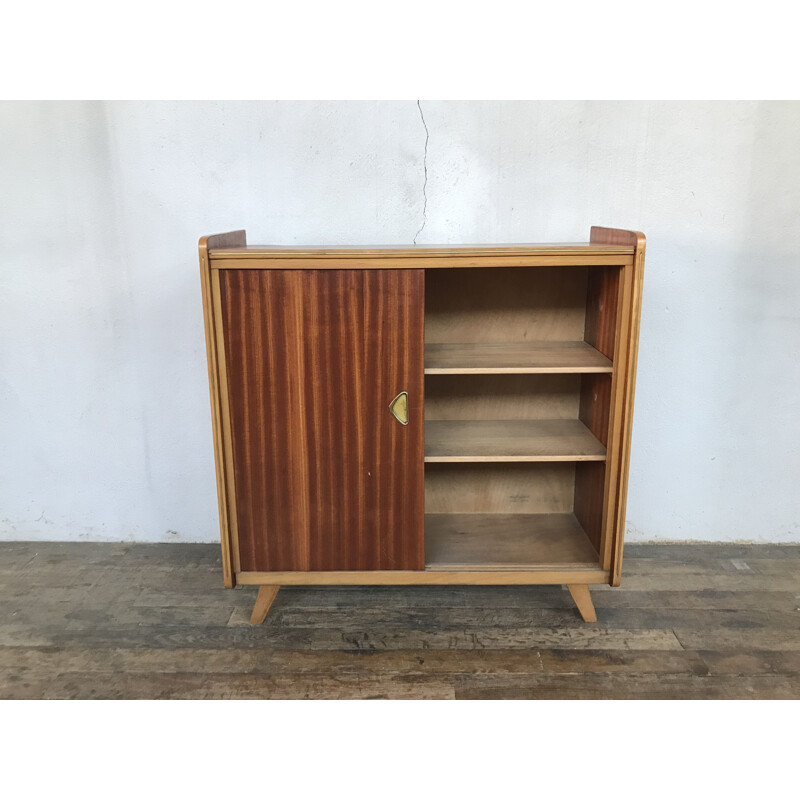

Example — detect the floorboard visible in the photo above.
[0,542,798,699]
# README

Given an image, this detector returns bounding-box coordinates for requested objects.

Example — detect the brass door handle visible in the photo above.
[389,391,409,425]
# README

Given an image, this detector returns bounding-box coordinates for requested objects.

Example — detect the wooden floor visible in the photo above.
[1,541,799,699]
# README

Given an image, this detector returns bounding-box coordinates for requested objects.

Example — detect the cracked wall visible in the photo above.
[1,100,799,543]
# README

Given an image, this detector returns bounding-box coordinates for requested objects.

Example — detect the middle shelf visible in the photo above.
[424,341,613,374]
[424,419,606,462]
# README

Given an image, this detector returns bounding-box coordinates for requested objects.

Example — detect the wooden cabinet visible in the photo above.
[199,228,645,623]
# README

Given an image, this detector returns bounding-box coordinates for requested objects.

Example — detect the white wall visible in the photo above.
[1,101,798,543]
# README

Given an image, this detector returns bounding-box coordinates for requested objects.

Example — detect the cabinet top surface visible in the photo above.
[208,243,635,259]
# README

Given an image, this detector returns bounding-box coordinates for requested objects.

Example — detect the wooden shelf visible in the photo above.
[424,419,606,462]
[424,341,613,374]
[425,513,600,570]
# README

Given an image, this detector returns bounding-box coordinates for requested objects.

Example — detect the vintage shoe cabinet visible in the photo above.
[199,227,645,623]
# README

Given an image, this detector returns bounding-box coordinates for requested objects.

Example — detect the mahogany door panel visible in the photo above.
[217,269,424,572]
[217,269,308,572]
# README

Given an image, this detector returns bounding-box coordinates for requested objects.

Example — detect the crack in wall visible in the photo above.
[413,100,429,245]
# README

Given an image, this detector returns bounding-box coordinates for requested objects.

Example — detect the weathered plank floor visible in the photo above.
[1,542,799,699]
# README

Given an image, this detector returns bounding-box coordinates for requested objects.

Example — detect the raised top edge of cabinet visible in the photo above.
[208,243,635,259]
[208,243,636,269]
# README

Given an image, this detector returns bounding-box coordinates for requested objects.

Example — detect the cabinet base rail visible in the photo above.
[248,582,599,624]
[237,569,609,586]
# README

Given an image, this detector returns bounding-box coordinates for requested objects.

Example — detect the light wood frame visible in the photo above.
[198,231,246,588]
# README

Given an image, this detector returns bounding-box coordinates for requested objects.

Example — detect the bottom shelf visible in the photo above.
[424,513,600,571]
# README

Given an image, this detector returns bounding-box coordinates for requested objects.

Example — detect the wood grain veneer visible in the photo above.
[217,268,425,572]
[584,266,620,360]
[574,462,606,556]
[218,269,309,572]
[579,373,612,448]
[572,264,618,558]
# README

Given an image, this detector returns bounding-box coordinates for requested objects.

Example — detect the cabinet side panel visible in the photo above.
[574,372,612,556]
[218,270,310,572]
[590,227,646,584]
[579,373,611,448]
[574,462,604,555]
[199,241,235,586]
[584,266,619,359]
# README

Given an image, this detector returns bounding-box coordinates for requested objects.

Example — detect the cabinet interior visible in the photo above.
[423,265,620,571]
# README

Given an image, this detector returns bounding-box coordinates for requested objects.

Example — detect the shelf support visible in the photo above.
[567,584,597,622]
[250,585,280,625]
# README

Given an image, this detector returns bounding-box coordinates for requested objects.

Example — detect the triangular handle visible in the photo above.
[389,391,409,425]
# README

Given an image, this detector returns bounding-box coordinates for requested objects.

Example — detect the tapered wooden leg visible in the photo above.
[567,584,597,622]
[250,585,280,625]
